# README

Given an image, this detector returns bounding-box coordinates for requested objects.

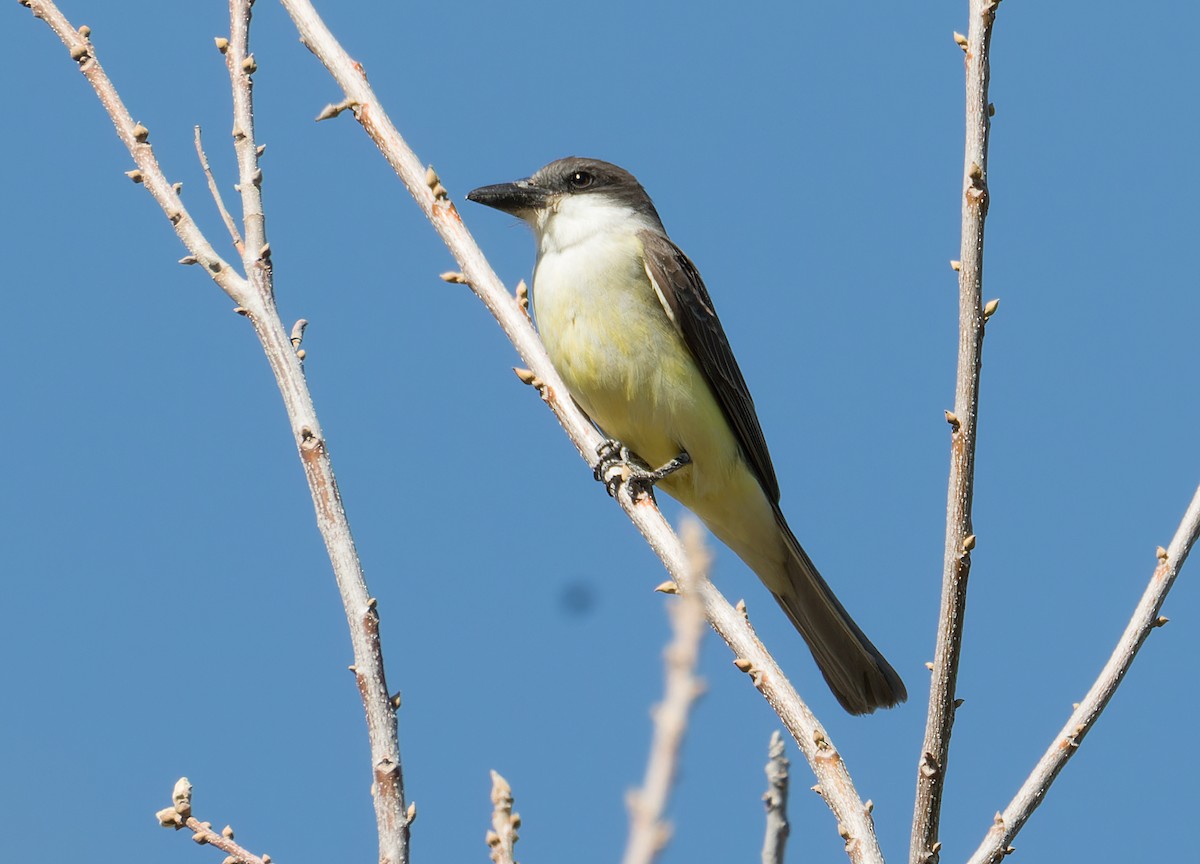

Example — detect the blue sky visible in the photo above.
[2,2,1197,863]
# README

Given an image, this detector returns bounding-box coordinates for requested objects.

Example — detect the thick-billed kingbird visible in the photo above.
[468,157,905,714]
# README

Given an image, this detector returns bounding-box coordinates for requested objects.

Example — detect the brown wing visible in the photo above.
[639,230,781,503]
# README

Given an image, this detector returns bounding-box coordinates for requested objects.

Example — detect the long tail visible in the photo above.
[768,505,907,715]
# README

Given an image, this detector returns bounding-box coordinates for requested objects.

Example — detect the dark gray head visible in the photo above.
[466,157,664,230]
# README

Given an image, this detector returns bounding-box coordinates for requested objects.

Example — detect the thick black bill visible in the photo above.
[465,180,550,215]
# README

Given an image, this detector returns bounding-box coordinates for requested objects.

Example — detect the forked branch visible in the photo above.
[20,2,408,862]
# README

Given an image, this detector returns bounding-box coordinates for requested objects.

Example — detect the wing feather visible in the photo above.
[639,230,781,502]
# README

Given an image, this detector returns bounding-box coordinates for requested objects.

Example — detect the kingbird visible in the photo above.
[468,157,905,714]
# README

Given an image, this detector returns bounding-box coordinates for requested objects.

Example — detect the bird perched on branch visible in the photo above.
[468,157,905,714]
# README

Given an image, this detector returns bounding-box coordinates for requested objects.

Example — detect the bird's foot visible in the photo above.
[593,439,691,500]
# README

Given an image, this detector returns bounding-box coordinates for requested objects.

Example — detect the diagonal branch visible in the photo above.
[276,2,883,860]
[194,125,244,252]
[21,3,409,863]
[965,485,1200,864]
[621,520,709,864]
[20,2,244,303]
[910,3,1001,862]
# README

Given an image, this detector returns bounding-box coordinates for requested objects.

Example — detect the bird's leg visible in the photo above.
[593,439,691,499]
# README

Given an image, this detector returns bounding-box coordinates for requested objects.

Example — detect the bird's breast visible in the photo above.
[532,235,744,505]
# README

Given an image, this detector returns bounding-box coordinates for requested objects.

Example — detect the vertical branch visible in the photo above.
[220,4,410,862]
[910,3,1001,863]
[761,731,792,864]
[486,771,521,864]
[621,520,709,864]
[18,4,409,863]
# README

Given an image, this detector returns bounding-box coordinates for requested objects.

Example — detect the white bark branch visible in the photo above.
[20,3,409,863]
[275,2,883,860]
[486,771,521,864]
[622,521,709,864]
[965,485,1200,864]
[910,2,1000,862]
[762,731,792,864]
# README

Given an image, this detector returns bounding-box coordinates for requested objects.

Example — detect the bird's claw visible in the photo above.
[593,439,691,500]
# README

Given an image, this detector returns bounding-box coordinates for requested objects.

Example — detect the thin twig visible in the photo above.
[194,125,244,252]
[486,771,521,864]
[21,3,243,301]
[622,520,709,864]
[276,4,884,861]
[155,778,269,864]
[762,731,792,864]
[910,3,1000,862]
[21,4,409,863]
[965,485,1200,864]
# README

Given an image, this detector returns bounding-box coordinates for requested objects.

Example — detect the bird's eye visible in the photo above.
[568,170,593,189]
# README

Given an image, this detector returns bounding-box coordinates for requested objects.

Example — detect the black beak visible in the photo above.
[465,179,551,215]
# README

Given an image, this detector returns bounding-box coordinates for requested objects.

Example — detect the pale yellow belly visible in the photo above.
[533,240,787,577]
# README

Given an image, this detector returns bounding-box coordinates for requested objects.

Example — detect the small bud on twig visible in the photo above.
[132,122,149,143]
[983,298,1000,320]
[215,37,229,53]
[125,169,144,183]
[653,580,678,594]
[440,271,467,284]
[950,259,961,271]
[241,55,257,74]
[962,534,976,552]
[953,31,969,51]
[945,410,961,430]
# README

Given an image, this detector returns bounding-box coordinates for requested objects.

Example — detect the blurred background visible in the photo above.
[2,2,1196,862]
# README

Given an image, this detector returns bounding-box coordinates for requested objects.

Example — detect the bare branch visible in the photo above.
[965,485,1200,864]
[486,771,521,864]
[154,778,269,864]
[762,731,792,864]
[634,496,883,864]
[194,125,244,253]
[910,3,1001,861]
[21,1,244,302]
[622,520,709,864]
[21,3,409,862]
[276,3,883,859]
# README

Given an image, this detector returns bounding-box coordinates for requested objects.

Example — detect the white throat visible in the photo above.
[533,194,656,260]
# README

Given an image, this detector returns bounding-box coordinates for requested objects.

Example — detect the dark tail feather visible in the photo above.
[770,508,906,715]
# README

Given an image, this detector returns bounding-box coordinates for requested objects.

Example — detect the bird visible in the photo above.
[467,157,905,714]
